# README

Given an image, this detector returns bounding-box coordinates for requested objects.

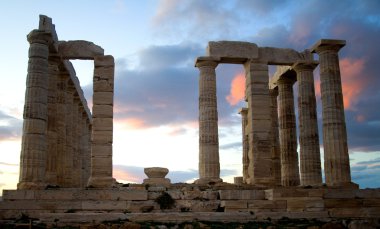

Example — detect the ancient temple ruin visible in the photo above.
[0,15,379,227]
[18,15,115,190]
[194,40,354,188]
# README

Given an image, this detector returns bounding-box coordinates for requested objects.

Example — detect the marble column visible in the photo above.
[18,30,51,190]
[71,95,81,187]
[311,39,353,186]
[277,75,300,186]
[195,57,222,184]
[87,55,115,188]
[64,81,75,187]
[45,57,59,185]
[293,61,322,186]
[55,69,68,186]
[244,61,274,186]
[238,108,249,183]
[269,88,281,186]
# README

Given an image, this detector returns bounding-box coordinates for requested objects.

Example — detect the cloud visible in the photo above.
[351,157,380,188]
[226,73,245,106]
[152,0,239,41]
[0,110,22,141]
[340,58,366,110]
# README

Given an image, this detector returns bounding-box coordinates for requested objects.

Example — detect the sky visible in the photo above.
[0,0,379,192]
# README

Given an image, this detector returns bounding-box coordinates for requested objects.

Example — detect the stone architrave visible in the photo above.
[238,108,249,183]
[45,57,59,185]
[269,88,281,186]
[244,61,274,186]
[18,30,51,190]
[87,55,115,188]
[311,39,352,186]
[277,75,300,187]
[293,61,322,186]
[195,57,222,184]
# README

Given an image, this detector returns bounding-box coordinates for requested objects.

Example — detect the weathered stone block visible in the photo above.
[324,199,363,208]
[2,190,35,200]
[82,200,127,210]
[220,200,248,209]
[92,105,113,118]
[94,80,114,92]
[247,200,286,209]
[207,41,258,62]
[91,131,113,144]
[93,92,113,105]
[94,55,114,67]
[324,189,356,199]
[58,40,104,60]
[219,190,265,200]
[92,118,113,131]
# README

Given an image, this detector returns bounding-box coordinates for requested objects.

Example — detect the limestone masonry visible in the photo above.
[0,15,379,227]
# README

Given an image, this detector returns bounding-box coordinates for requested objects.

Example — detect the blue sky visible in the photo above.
[0,0,379,191]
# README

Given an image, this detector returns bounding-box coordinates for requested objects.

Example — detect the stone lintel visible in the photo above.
[238,107,248,115]
[194,56,220,67]
[58,40,104,60]
[310,39,346,53]
[206,41,259,62]
[269,66,294,89]
[62,60,92,120]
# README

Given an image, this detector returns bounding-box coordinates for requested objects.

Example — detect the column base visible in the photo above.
[87,176,115,188]
[143,178,171,187]
[194,178,223,185]
[17,181,46,190]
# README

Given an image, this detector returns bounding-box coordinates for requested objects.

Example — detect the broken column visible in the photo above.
[277,74,300,186]
[195,57,222,184]
[18,30,51,190]
[269,88,281,186]
[311,39,353,186]
[244,61,274,186]
[87,55,115,188]
[238,108,249,183]
[293,61,322,186]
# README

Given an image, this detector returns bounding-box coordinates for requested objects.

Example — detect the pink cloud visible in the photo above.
[226,73,245,106]
[340,58,366,110]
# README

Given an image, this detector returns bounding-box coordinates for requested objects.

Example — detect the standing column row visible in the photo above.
[88,55,115,188]
[269,88,281,186]
[195,57,222,184]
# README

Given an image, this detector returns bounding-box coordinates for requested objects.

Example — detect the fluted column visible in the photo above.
[56,69,68,186]
[45,57,60,185]
[18,30,51,190]
[244,61,274,186]
[278,76,300,186]
[71,95,81,187]
[64,81,75,187]
[311,39,353,186]
[88,55,115,188]
[293,61,322,186]
[195,57,222,184]
[269,88,281,186]
[238,108,249,183]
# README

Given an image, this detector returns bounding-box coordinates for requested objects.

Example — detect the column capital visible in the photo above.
[310,39,346,54]
[27,29,52,45]
[238,107,248,116]
[292,61,319,72]
[195,56,220,68]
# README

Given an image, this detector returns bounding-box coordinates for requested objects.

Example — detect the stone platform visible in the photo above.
[1,184,380,227]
